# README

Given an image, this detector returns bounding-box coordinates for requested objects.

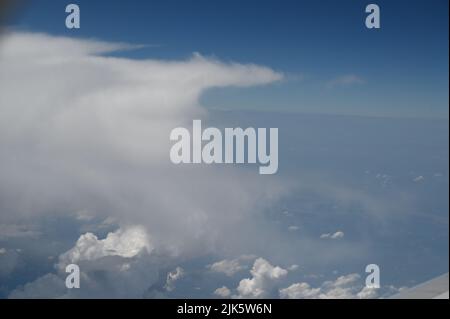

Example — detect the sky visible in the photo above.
[0,0,448,299]
[6,0,449,118]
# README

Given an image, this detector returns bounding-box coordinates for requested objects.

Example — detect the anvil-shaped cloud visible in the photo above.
[0,31,290,297]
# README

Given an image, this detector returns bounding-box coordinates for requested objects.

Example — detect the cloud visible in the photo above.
[320,231,344,240]
[164,266,184,292]
[0,31,286,254]
[234,258,288,298]
[10,226,160,298]
[280,273,378,299]
[208,255,255,276]
[279,282,321,298]
[9,273,67,299]
[58,226,152,265]
[327,74,365,88]
[288,264,299,271]
[0,31,288,297]
[214,286,231,298]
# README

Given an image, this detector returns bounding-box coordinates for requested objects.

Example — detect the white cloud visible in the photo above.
[356,286,378,299]
[214,286,231,298]
[10,226,159,298]
[58,226,152,266]
[1,31,288,297]
[0,30,286,263]
[0,248,6,255]
[234,258,288,298]
[320,231,344,240]
[288,225,299,231]
[279,282,321,299]
[280,273,378,299]
[208,255,255,276]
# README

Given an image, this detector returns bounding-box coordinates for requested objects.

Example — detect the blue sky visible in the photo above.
[8,0,449,118]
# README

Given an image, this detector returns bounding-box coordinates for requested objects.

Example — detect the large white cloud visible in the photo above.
[234,258,288,298]
[58,225,152,265]
[0,31,286,259]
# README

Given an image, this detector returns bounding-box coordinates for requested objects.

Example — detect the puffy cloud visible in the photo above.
[214,286,231,298]
[58,226,152,265]
[356,286,378,299]
[320,231,344,240]
[234,258,288,298]
[10,226,160,298]
[279,282,321,299]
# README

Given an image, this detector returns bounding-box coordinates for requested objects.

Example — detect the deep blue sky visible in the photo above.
[6,0,449,118]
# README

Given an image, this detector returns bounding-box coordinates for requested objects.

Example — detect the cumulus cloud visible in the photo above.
[58,226,152,265]
[234,258,288,298]
[320,231,344,240]
[10,226,160,298]
[280,273,377,299]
